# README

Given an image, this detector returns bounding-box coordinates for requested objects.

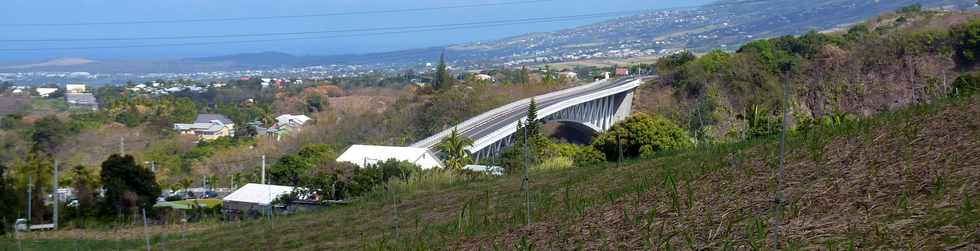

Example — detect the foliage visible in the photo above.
[553,143,605,165]
[592,113,692,160]
[0,164,17,235]
[656,51,696,71]
[896,4,922,14]
[69,165,99,219]
[437,127,474,171]
[951,19,980,68]
[99,154,161,216]
[952,71,980,96]
[433,52,455,91]
[744,104,781,138]
[346,159,421,198]
[500,99,553,173]
[31,116,74,154]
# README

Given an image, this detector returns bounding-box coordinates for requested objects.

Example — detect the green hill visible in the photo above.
[7,92,976,251]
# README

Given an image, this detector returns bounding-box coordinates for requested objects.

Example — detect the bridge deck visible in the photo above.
[412,77,642,151]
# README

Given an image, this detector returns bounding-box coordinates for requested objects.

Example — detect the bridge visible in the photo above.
[411,77,644,160]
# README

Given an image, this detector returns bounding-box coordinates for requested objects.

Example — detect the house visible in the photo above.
[615,68,630,76]
[474,74,494,82]
[65,84,86,93]
[266,114,313,140]
[558,71,578,81]
[336,145,444,169]
[65,93,99,111]
[275,114,311,127]
[222,183,299,216]
[35,88,59,97]
[173,114,235,141]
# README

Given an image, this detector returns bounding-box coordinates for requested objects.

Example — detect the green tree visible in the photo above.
[437,127,474,171]
[0,164,18,235]
[269,155,312,186]
[519,66,530,84]
[592,113,692,160]
[307,95,326,113]
[433,51,454,90]
[70,165,98,219]
[952,19,980,68]
[99,154,160,216]
[31,116,71,154]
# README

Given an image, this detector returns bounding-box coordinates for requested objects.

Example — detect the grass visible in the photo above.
[6,95,979,250]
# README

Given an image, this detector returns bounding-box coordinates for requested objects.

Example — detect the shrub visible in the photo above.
[951,19,980,68]
[553,143,606,165]
[952,72,980,96]
[592,113,692,160]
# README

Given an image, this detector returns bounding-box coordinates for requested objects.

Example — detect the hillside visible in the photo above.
[8,83,975,251]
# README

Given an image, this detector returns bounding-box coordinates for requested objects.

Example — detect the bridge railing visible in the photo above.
[466,78,641,152]
[411,78,614,148]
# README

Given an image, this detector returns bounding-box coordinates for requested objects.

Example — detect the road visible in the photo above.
[411,76,641,150]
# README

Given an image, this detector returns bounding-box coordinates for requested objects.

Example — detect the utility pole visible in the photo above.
[26,175,32,231]
[261,155,266,185]
[616,133,623,168]
[522,125,531,226]
[52,159,58,230]
[119,137,125,156]
[773,73,791,250]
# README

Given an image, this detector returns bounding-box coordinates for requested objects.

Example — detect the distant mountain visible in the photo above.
[0,0,974,75]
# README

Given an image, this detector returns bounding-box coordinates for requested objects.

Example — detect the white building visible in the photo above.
[222,183,299,214]
[65,84,86,93]
[336,145,443,169]
[35,88,59,97]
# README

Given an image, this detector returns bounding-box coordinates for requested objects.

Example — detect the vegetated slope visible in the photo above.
[458,96,980,250]
[636,10,980,143]
[93,96,965,250]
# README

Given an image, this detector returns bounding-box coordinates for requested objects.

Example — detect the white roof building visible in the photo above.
[275,114,312,126]
[223,183,296,206]
[36,88,59,97]
[337,145,444,169]
[66,84,86,93]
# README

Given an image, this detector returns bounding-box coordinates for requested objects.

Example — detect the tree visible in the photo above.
[0,164,18,235]
[501,99,553,172]
[307,95,326,113]
[433,51,454,90]
[70,165,97,219]
[952,19,980,68]
[437,127,474,171]
[31,116,69,154]
[99,154,160,216]
[519,66,530,84]
[592,113,692,160]
[269,155,312,186]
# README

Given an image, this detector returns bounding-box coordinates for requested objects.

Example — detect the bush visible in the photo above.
[952,72,980,96]
[553,143,605,165]
[951,19,980,68]
[592,113,692,161]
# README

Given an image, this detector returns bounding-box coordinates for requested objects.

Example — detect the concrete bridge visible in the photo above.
[411,77,644,160]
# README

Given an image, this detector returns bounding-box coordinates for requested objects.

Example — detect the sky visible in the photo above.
[0,0,713,61]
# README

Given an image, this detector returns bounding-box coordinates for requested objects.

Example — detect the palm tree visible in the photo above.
[437,127,474,171]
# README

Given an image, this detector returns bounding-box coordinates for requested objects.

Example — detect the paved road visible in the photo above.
[412,77,640,150]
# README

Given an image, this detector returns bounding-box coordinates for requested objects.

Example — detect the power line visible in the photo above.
[0,0,558,27]
[0,13,625,52]
[0,10,640,43]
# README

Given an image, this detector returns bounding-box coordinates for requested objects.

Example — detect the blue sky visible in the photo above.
[0,0,712,61]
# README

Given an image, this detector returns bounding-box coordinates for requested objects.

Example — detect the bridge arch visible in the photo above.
[411,77,644,161]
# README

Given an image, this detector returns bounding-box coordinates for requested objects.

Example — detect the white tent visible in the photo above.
[222,183,295,206]
[336,145,443,169]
